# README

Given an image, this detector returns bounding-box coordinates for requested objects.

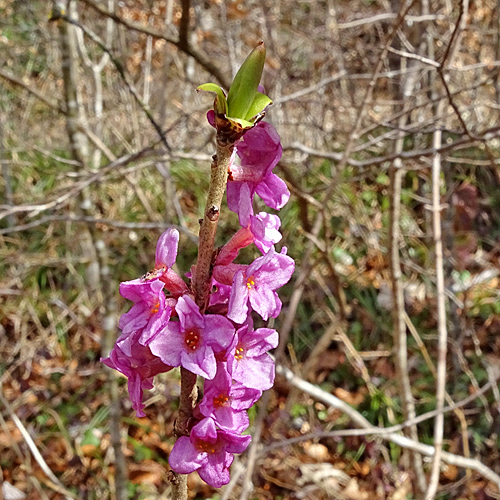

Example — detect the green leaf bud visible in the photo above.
[226,41,266,120]
[244,92,272,121]
[197,83,228,116]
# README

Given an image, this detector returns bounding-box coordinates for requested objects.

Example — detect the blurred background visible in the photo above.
[1,0,500,499]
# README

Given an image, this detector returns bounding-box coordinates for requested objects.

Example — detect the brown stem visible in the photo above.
[176,368,198,437]
[179,0,190,49]
[171,138,233,499]
[171,368,198,500]
[193,144,233,312]
[170,474,188,500]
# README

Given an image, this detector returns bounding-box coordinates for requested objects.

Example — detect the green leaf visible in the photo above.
[226,116,254,129]
[197,83,227,116]
[244,92,272,121]
[227,41,266,120]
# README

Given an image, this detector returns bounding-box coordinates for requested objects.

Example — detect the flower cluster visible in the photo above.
[102,74,293,488]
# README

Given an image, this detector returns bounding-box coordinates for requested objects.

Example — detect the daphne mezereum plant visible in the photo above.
[102,42,294,490]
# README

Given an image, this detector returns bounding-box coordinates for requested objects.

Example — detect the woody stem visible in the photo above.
[192,142,233,312]
[171,138,233,499]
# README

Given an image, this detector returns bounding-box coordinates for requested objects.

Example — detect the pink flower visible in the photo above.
[198,362,261,432]
[102,329,173,417]
[208,278,232,311]
[249,212,282,254]
[215,212,282,267]
[146,227,189,297]
[227,121,289,227]
[226,247,295,323]
[155,227,179,269]
[169,417,251,488]
[148,295,235,379]
[118,228,187,336]
[227,323,278,391]
[118,278,170,337]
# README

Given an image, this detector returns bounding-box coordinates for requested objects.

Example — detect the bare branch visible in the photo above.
[0,68,63,112]
[275,364,500,488]
[78,0,230,88]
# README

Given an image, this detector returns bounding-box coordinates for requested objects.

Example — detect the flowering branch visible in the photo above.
[101,42,294,498]
[172,145,232,496]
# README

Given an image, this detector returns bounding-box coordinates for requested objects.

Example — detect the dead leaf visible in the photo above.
[303,442,329,461]
[334,387,365,406]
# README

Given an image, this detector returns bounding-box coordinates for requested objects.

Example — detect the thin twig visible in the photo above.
[273,72,346,105]
[0,147,156,220]
[335,12,445,30]
[0,215,197,241]
[288,123,500,168]
[60,13,171,151]
[424,104,448,500]
[77,0,230,88]
[0,68,63,112]
[269,369,498,445]
[0,388,77,499]
[388,47,427,492]
[275,364,500,487]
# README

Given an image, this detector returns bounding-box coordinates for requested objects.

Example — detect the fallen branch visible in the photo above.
[275,364,500,488]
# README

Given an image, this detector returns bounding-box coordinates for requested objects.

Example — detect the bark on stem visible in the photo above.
[171,368,198,500]
[193,143,233,312]
[172,139,232,499]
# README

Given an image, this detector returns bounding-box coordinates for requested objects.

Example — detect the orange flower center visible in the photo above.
[213,393,229,408]
[150,299,160,315]
[185,330,200,350]
[246,275,256,290]
[196,440,217,454]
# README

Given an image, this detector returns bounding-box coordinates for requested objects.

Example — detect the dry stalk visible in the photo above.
[275,365,500,488]
[388,48,427,492]
[423,102,448,500]
[425,1,469,496]
[55,4,127,498]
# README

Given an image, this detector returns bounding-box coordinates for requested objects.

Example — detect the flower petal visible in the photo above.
[232,353,275,390]
[255,173,290,210]
[227,270,250,324]
[155,227,180,268]
[203,315,236,352]
[249,286,281,320]
[198,454,231,488]
[176,295,205,331]
[227,181,254,227]
[148,322,183,368]
[180,343,217,379]
[169,436,205,474]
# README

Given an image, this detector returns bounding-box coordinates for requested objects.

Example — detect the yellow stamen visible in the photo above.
[246,275,256,289]
[185,330,201,350]
[150,300,160,315]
